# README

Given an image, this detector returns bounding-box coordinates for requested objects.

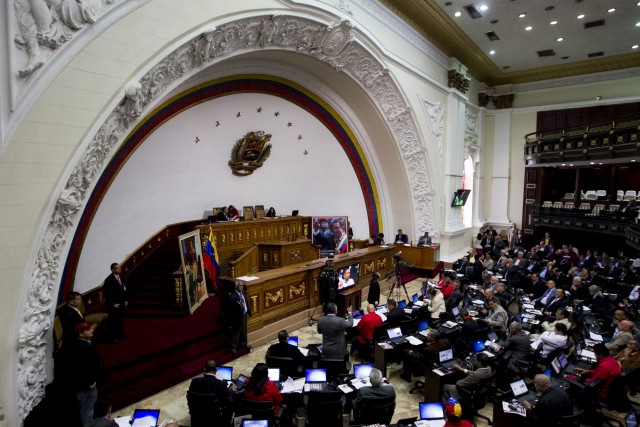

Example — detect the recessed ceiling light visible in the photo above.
[545,6,554,11]
[632,159,637,162]
[590,162,595,165]
[608,8,615,13]
[636,22,640,27]
[598,163,603,165]
[577,14,585,19]
[562,56,569,59]
[633,45,639,49]
[525,26,533,31]
[557,37,564,42]
[489,50,495,55]
[479,5,488,11]
[596,96,602,100]
[550,20,558,25]
[455,11,462,17]
[519,13,526,18]
[491,19,498,24]
[569,164,574,167]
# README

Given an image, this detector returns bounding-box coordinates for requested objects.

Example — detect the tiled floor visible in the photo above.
[113,278,493,426]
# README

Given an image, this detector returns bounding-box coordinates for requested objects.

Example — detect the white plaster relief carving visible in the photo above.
[17,14,435,422]
[464,108,478,146]
[334,0,353,16]
[422,99,444,163]
[13,0,116,77]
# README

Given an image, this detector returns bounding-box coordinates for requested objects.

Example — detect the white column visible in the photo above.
[487,109,512,227]
[442,91,467,234]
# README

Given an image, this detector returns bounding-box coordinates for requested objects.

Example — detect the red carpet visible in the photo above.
[96,295,248,410]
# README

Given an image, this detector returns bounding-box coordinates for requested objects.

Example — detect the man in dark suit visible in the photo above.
[229,281,251,357]
[317,302,353,360]
[394,229,408,244]
[58,291,86,349]
[543,288,570,318]
[529,273,547,299]
[267,330,305,364]
[354,368,395,407]
[188,360,234,402]
[500,322,533,387]
[386,298,407,327]
[103,263,128,343]
[522,374,572,426]
[216,206,230,221]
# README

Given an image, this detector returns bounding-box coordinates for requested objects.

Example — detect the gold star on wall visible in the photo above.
[194,136,200,144]
[297,135,303,140]
[257,107,263,113]
[274,112,280,117]
[287,122,293,127]
[236,112,242,118]
[304,150,308,155]
[215,121,220,127]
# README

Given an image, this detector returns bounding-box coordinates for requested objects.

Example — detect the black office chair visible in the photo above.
[558,408,584,426]
[266,354,304,379]
[305,390,344,427]
[373,324,389,342]
[399,318,417,336]
[353,395,396,425]
[238,398,283,427]
[317,358,349,379]
[457,371,495,427]
[186,391,231,427]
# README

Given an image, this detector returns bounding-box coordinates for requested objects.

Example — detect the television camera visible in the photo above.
[386,252,414,301]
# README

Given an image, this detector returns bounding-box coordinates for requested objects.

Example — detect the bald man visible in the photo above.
[522,374,572,426]
[350,304,383,357]
[606,320,634,356]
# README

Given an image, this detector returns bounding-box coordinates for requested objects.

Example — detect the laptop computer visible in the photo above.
[304,368,328,392]
[386,327,409,345]
[376,305,388,314]
[234,373,248,391]
[268,367,282,390]
[472,340,486,353]
[131,409,161,427]
[291,210,299,217]
[509,379,539,404]
[216,365,233,385]
[412,293,419,304]
[451,306,461,320]
[487,332,498,342]
[626,410,637,427]
[398,299,407,309]
[353,363,373,380]
[287,336,299,347]
[438,348,456,371]
[418,402,445,427]
[242,420,269,427]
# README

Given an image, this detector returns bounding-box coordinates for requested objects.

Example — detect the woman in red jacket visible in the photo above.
[243,363,283,415]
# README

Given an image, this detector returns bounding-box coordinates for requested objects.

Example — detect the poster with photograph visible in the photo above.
[178,230,208,313]
[311,216,349,257]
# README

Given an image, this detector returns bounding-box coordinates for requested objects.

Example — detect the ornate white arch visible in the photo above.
[14,12,435,422]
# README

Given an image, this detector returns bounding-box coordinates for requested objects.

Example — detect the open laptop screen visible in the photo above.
[419,402,444,420]
[268,368,280,382]
[452,307,460,318]
[376,305,388,314]
[287,336,298,347]
[418,320,429,332]
[626,410,637,427]
[353,363,373,379]
[305,369,327,383]
[551,356,562,375]
[412,293,419,303]
[398,300,407,309]
[216,366,233,381]
[242,420,269,427]
[472,340,485,352]
[438,349,453,363]
[387,327,403,339]
[510,379,529,398]
[557,353,569,370]
[488,332,498,342]
[131,409,160,427]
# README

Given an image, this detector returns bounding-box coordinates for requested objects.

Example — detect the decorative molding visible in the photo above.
[288,282,306,300]
[464,108,479,146]
[492,94,514,110]
[265,288,284,308]
[421,98,444,164]
[334,0,353,16]
[16,12,435,422]
[478,92,490,108]
[448,69,470,94]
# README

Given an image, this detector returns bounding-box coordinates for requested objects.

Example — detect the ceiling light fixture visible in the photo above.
[550,20,558,25]
[590,162,595,165]
[577,14,585,19]
[633,45,639,49]
[518,13,526,18]
[596,96,602,100]
[557,37,564,41]
[489,50,495,55]
[479,5,488,11]
[525,26,533,31]
[607,8,615,13]
[455,11,462,17]
[636,22,640,27]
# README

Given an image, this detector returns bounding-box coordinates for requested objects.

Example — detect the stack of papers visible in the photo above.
[589,331,603,341]
[407,336,424,346]
[350,378,372,389]
[413,300,425,307]
[299,348,309,357]
[442,321,458,328]
[281,377,305,393]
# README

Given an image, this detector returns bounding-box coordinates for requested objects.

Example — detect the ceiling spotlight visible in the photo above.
[557,37,564,42]
[633,45,639,49]
[550,20,558,25]
[455,11,462,17]
[577,14,585,19]
[599,163,603,165]
[590,162,595,165]
[525,26,533,31]
[607,8,615,13]
[636,22,640,27]
[561,164,566,166]
[596,96,602,100]
[479,5,488,11]
[518,13,526,18]
[489,50,495,55]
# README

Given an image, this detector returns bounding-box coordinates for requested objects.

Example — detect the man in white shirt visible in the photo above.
[541,308,571,333]
[533,323,568,359]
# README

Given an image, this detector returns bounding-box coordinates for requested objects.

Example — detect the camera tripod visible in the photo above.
[386,269,411,302]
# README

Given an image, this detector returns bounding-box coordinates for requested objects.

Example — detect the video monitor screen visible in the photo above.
[418,320,429,332]
[451,189,471,207]
[287,336,298,347]
[131,409,160,427]
[312,217,349,257]
[242,421,269,427]
[472,340,486,352]
[337,263,360,291]
[439,349,453,363]
[419,402,444,420]
[305,369,327,383]
[268,368,280,382]
[398,299,407,309]
[353,363,373,379]
[412,293,418,303]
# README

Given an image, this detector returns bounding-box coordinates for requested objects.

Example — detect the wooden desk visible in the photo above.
[400,245,440,270]
[374,343,394,377]
[424,368,455,401]
[336,287,361,317]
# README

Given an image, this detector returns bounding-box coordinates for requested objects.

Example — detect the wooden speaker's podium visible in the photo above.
[336,287,361,317]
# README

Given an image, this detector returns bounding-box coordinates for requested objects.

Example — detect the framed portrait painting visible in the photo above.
[178,230,208,313]
[310,216,349,258]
